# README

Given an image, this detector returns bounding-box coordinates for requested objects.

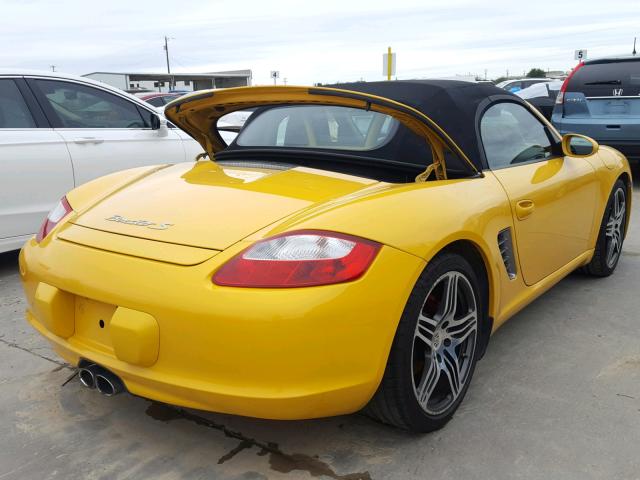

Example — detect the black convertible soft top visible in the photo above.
[329,80,524,170]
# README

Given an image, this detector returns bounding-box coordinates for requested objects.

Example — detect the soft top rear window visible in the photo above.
[568,60,640,97]
[236,105,399,151]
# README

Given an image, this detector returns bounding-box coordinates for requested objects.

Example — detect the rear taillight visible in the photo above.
[36,196,73,242]
[556,61,584,105]
[213,230,381,288]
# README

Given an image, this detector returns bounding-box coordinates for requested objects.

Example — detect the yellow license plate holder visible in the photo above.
[74,297,117,354]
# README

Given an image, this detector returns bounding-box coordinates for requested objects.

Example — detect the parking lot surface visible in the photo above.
[1,171,639,480]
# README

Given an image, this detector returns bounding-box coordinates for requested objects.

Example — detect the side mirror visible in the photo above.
[151,114,168,137]
[561,133,599,158]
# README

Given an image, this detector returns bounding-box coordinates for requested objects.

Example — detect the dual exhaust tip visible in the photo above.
[78,364,125,397]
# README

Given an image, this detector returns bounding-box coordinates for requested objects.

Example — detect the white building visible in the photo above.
[83,70,252,93]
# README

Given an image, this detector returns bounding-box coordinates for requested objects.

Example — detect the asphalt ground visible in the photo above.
[1,165,639,480]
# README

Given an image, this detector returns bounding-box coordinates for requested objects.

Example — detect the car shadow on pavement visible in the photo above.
[0,250,19,276]
[632,163,640,188]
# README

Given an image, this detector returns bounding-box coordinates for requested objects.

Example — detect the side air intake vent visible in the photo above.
[498,228,517,280]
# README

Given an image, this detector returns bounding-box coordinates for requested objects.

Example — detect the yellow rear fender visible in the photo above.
[584,146,633,246]
[245,174,513,323]
[423,233,501,327]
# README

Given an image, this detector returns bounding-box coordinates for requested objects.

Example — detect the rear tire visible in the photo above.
[583,179,627,277]
[365,252,484,432]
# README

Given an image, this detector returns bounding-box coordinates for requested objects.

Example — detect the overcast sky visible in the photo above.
[2,0,638,85]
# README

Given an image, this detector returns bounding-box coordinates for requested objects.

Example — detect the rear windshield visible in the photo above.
[236,105,399,151]
[568,60,640,97]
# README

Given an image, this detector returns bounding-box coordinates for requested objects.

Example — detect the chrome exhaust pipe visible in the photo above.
[95,369,125,397]
[78,364,98,389]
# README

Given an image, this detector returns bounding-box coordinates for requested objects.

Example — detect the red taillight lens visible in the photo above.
[213,230,381,288]
[35,196,73,242]
[556,61,584,105]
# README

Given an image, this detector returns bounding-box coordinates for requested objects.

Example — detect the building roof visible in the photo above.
[83,70,251,79]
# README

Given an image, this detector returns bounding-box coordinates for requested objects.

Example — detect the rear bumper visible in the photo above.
[20,235,423,419]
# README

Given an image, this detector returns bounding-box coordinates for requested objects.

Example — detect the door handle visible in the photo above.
[515,200,535,220]
[73,137,104,144]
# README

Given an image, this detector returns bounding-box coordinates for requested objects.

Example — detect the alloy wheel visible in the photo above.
[605,187,626,268]
[411,271,478,415]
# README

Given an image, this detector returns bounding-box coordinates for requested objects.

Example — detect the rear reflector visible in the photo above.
[556,61,584,105]
[213,230,381,288]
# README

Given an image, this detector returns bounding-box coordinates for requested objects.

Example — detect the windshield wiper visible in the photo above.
[584,80,622,85]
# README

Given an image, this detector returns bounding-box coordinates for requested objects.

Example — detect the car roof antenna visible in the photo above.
[633,37,637,56]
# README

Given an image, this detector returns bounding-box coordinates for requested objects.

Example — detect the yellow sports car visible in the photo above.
[20,81,631,432]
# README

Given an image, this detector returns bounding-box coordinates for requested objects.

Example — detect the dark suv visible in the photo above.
[552,55,640,162]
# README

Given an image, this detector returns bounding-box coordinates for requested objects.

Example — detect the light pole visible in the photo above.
[163,36,173,90]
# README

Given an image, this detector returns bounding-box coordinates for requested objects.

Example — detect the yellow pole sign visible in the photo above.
[383,47,396,80]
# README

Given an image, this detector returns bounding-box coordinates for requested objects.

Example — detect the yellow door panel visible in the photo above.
[492,156,598,285]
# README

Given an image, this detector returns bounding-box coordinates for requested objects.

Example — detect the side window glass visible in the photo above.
[147,97,164,107]
[507,82,522,93]
[34,80,146,129]
[480,102,553,169]
[0,79,36,128]
[135,106,154,128]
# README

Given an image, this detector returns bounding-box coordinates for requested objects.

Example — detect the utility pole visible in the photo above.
[50,65,56,72]
[163,36,172,90]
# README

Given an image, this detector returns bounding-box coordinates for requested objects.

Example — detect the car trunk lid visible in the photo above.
[71,162,379,251]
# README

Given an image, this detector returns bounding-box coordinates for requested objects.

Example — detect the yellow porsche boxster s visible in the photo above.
[20,81,631,432]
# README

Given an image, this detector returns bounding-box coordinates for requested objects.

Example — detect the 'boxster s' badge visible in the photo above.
[106,215,173,230]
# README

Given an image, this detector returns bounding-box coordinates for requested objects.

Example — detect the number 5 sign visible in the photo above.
[574,49,587,61]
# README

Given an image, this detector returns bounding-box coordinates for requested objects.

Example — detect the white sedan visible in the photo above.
[152,104,251,145]
[0,71,204,253]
